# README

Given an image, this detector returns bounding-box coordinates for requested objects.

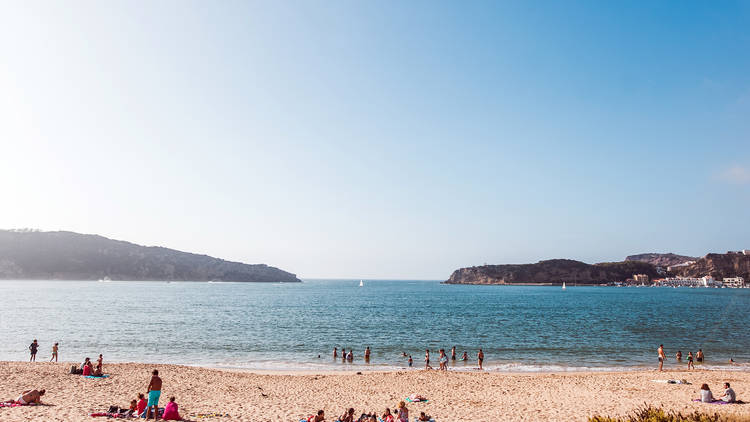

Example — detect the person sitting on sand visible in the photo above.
[11,389,45,405]
[162,396,181,420]
[720,382,736,403]
[418,411,432,421]
[137,393,147,416]
[381,408,395,422]
[687,352,695,370]
[82,360,93,376]
[93,363,104,377]
[699,384,715,403]
[339,407,355,422]
[306,410,325,422]
[396,401,408,422]
[129,399,137,412]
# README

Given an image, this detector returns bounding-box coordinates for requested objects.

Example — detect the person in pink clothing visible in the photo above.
[162,396,181,421]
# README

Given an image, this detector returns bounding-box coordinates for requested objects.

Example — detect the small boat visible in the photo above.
[359,280,364,287]
[562,282,566,290]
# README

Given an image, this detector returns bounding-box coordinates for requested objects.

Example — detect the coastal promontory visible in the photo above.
[0,229,301,282]
[444,259,659,285]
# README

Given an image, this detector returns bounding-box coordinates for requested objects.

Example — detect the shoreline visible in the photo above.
[3,361,749,421]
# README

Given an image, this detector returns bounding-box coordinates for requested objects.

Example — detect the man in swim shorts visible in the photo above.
[146,369,162,420]
[478,348,484,370]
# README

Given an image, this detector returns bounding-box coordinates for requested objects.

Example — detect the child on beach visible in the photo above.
[50,343,58,362]
[137,393,147,416]
[129,399,137,412]
[340,407,355,422]
[382,408,395,422]
[396,401,408,422]
[162,396,181,420]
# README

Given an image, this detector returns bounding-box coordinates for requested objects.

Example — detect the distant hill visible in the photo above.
[625,253,697,267]
[444,259,659,285]
[0,230,300,282]
[671,253,750,281]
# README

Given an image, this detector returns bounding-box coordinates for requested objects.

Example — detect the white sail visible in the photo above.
[359,280,364,287]
[562,282,566,290]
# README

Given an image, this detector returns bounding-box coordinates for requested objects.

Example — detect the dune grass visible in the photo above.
[589,405,750,422]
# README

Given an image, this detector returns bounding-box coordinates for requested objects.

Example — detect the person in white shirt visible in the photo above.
[721,382,736,403]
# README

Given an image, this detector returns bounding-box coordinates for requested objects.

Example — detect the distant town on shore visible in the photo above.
[445,250,750,288]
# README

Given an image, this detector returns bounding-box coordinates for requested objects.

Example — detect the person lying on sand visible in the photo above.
[10,389,45,405]
[305,409,325,422]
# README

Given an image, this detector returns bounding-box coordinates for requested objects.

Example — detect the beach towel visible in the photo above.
[692,399,733,405]
[85,374,110,379]
[0,402,27,408]
[190,412,230,418]
[651,379,690,384]
[413,419,436,422]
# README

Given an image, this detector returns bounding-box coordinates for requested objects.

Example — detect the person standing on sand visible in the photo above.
[146,369,162,420]
[478,348,484,370]
[29,340,38,362]
[424,349,432,370]
[657,344,666,371]
[50,342,58,362]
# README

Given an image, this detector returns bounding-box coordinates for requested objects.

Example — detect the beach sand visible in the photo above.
[1,361,749,421]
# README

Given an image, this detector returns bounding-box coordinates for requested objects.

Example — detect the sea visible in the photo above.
[2,279,749,372]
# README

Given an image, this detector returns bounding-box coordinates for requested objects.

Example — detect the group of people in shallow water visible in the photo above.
[333,346,486,370]
[657,344,709,371]
[305,401,433,422]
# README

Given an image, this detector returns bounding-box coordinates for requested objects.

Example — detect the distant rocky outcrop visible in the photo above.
[625,253,697,268]
[671,253,750,281]
[0,230,300,282]
[444,259,659,285]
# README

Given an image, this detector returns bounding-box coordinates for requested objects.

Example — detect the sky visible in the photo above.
[1,1,749,279]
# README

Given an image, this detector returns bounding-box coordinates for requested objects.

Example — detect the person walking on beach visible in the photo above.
[657,344,666,371]
[50,342,58,362]
[478,348,484,370]
[424,349,432,370]
[29,340,38,362]
[145,369,162,420]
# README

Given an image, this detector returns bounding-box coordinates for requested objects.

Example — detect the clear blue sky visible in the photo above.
[1,1,748,279]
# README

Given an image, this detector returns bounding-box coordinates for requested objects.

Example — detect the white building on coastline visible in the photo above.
[659,276,719,287]
[723,277,745,288]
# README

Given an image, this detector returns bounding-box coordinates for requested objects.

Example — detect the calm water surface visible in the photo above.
[2,280,749,372]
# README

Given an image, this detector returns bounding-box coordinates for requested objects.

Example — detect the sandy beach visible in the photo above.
[1,361,749,421]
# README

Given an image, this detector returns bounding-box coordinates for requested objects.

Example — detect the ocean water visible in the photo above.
[2,279,749,372]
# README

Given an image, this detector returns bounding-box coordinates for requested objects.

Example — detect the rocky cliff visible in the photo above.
[625,253,697,267]
[672,253,750,280]
[0,230,301,282]
[444,259,659,285]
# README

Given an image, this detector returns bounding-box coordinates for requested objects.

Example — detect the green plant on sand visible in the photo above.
[589,405,750,422]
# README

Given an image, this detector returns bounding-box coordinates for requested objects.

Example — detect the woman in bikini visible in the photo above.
[424,349,432,370]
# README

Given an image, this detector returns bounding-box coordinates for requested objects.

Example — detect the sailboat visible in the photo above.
[562,281,566,290]
[359,280,364,287]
